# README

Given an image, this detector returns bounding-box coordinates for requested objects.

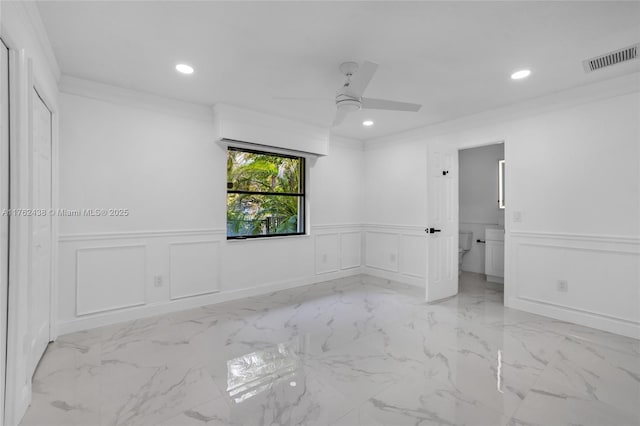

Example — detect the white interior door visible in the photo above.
[28,89,52,375]
[1,39,10,425]
[425,143,459,302]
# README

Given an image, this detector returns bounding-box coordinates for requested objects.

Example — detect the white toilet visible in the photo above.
[458,231,473,275]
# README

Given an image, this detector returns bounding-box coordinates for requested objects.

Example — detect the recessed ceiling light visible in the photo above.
[362,120,374,127]
[511,69,531,80]
[176,64,194,74]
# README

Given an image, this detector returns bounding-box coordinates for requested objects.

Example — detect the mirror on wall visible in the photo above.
[498,159,505,209]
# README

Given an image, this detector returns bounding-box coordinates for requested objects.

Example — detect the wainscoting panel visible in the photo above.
[315,233,340,274]
[400,234,426,278]
[169,241,221,300]
[340,232,361,270]
[59,226,363,334]
[508,231,640,338]
[362,225,426,286]
[76,245,147,316]
[365,231,399,272]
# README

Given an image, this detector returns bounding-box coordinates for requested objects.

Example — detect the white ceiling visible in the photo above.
[37,1,640,140]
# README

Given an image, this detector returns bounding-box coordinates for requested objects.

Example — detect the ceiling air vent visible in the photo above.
[583,44,639,73]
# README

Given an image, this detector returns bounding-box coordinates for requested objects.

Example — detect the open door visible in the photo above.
[425,143,459,302]
[28,89,52,376]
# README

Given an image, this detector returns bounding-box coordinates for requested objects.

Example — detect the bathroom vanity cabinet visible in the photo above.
[485,228,504,283]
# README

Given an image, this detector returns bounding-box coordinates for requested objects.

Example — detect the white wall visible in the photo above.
[459,143,504,273]
[361,141,428,286]
[1,2,60,424]
[364,80,640,339]
[56,83,364,334]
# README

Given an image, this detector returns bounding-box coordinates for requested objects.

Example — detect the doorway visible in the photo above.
[458,143,505,294]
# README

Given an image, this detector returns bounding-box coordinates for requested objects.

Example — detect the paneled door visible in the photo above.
[1,39,10,424]
[425,144,459,302]
[28,89,52,375]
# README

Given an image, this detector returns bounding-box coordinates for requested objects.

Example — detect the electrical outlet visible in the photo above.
[513,211,523,223]
[154,275,163,287]
[390,253,396,262]
[557,280,568,292]
[322,254,327,263]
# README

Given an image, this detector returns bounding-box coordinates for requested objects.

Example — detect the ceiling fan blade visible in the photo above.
[361,97,422,112]
[333,108,348,126]
[345,61,378,98]
[273,96,333,102]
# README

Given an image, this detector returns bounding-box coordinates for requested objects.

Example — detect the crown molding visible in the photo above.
[21,1,61,81]
[366,72,640,149]
[330,134,365,151]
[59,75,214,122]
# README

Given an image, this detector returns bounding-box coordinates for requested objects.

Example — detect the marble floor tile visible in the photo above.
[302,339,420,406]
[157,397,232,426]
[508,380,639,426]
[527,336,640,419]
[357,375,510,426]
[20,272,640,426]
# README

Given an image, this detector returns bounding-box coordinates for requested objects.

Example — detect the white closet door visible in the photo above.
[28,89,52,375]
[0,39,10,424]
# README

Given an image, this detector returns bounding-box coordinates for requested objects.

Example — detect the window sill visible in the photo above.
[226,233,311,243]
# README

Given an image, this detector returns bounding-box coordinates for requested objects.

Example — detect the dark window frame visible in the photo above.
[226,147,306,240]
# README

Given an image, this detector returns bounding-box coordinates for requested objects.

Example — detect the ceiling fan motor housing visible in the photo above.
[336,94,361,112]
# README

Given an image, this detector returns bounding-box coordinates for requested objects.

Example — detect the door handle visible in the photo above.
[425,228,442,234]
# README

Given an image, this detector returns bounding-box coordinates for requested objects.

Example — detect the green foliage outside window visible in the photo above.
[227,148,305,238]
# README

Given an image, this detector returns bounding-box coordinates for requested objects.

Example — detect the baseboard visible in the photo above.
[361,266,424,288]
[506,296,640,340]
[56,267,363,336]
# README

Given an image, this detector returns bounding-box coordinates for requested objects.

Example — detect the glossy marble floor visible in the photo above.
[21,273,640,426]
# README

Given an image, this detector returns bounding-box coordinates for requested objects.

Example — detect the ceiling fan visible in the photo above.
[276,61,422,126]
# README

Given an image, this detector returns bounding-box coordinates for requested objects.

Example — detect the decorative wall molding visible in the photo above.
[340,231,362,270]
[506,297,640,340]
[400,234,427,278]
[17,1,61,80]
[75,244,147,316]
[365,231,400,273]
[60,225,365,242]
[508,230,640,339]
[362,225,428,286]
[510,230,640,247]
[59,75,214,122]
[363,223,426,234]
[169,240,221,300]
[365,72,640,148]
[517,240,639,256]
[362,267,424,288]
[58,268,363,335]
[517,295,640,326]
[329,135,365,151]
[57,223,364,334]
[315,233,341,275]
[59,228,226,242]
[312,223,363,233]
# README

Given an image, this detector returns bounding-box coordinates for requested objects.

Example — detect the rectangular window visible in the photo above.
[226,147,305,239]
